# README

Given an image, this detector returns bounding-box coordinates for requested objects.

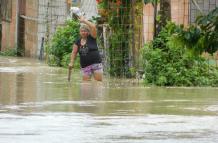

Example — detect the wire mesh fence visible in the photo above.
[15,0,69,58]
[95,0,144,78]
[189,0,218,68]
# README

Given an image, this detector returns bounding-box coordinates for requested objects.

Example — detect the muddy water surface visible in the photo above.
[0,56,218,143]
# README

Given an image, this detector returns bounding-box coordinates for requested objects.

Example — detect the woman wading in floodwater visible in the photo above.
[68,16,103,81]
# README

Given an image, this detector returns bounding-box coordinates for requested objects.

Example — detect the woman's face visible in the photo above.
[80,29,89,38]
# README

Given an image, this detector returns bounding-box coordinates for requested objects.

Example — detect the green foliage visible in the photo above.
[0,49,17,56]
[108,28,131,77]
[144,0,159,4]
[60,53,80,68]
[196,7,218,54]
[152,22,178,50]
[97,0,144,77]
[48,20,80,67]
[0,48,23,57]
[97,0,108,9]
[101,0,133,77]
[175,7,218,55]
[141,22,218,86]
[176,25,204,56]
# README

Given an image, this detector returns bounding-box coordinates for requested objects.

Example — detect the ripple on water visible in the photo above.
[205,105,218,112]
[0,67,29,73]
[0,112,218,143]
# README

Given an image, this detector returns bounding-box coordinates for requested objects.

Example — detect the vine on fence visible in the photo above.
[97,0,142,77]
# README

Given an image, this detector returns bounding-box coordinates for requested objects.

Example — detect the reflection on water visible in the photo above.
[0,56,218,143]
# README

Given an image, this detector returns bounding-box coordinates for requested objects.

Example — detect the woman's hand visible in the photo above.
[79,16,86,23]
[79,16,97,38]
[68,63,74,69]
[68,63,73,82]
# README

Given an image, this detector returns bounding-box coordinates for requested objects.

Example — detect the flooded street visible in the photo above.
[0,56,218,143]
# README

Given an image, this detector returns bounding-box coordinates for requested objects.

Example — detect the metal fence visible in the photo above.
[189,0,218,23]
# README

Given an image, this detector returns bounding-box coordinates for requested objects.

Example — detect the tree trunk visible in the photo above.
[158,0,171,32]
[153,0,158,38]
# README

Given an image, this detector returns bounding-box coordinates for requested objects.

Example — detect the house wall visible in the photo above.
[1,0,69,57]
[143,3,154,42]
[1,0,17,51]
[24,0,38,57]
[143,0,189,42]
[171,0,189,26]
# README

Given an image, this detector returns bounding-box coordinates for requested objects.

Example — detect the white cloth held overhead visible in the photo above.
[70,7,83,17]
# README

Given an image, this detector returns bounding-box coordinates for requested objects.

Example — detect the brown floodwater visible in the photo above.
[0,56,218,143]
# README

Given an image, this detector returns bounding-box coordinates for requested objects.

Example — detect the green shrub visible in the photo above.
[141,22,218,86]
[196,7,218,54]
[48,20,80,67]
[61,53,80,68]
[0,48,23,56]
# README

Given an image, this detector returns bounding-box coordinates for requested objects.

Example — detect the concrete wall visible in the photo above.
[1,0,69,57]
[143,0,189,42]
[1,0,17,51]
[143,3,154,42]
[24,0,38,57]
[171,0,189,26]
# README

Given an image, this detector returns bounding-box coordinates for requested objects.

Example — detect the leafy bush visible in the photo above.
[48,20,80,67]
[176,7,218,55]
[61,53,80,68]
[196,7,218,54]
[141,22,218,86]
[0,49,17,56]
[0,48,23,57]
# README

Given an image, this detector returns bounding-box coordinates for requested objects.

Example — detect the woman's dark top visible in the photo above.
[75,35,101,68]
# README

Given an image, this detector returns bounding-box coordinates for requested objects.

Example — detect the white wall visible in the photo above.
[80,0,98,20]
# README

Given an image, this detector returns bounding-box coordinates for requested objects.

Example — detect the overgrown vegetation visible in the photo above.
[97,0,131,77]
[47,20,80,68]
[97,0,143,77]
[141,7,218,86]
[0,48,23,57]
